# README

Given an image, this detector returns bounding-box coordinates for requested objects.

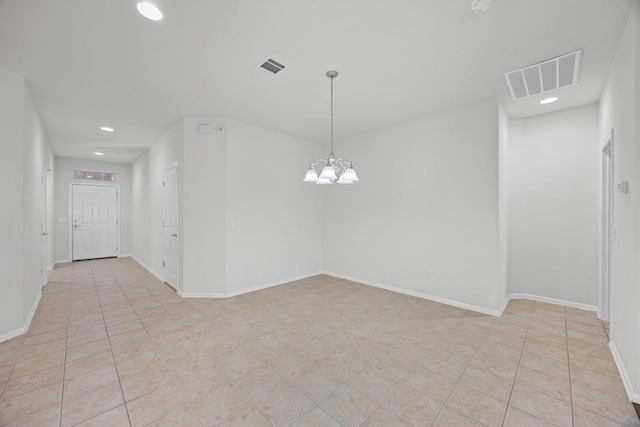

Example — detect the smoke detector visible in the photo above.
[471,0,496,13]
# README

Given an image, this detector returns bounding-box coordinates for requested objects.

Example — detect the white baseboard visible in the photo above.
[52,259,70,266]
[497,295,511,316]
[0,289,43,344]
[0,327,25,344]
[506,293,599,314]
[178,271,324,299]
[24,290,42,333]
[322,271,501,316]
[609,341,639,403]
[123,254,164,282]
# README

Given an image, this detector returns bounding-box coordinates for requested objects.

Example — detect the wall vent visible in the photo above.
[254,56,286,76]
[504,49,582,100]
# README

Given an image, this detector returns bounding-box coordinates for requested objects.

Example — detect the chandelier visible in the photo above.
[303,70,359,185]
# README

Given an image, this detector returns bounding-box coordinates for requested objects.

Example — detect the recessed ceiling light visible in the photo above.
[100,126,114,132]
[94,150,104,156]
[136,2,163,21]
[540,97,558,104]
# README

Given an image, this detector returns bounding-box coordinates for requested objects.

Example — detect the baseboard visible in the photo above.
[0,289,43,344]
[322,271,501,316]
[178,271,324,299]
[124,254,164,282]
[497,295,511,317]
[24,290,42,333]
[507,293,599,314]
[0,327,25,344]
[609,341,639,403]
[52,259,70,266]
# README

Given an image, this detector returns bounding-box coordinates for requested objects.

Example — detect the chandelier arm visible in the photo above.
[334,158,350,168]
[310,159,328,168]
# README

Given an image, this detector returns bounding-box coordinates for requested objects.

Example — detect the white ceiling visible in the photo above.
[0,0,634,163]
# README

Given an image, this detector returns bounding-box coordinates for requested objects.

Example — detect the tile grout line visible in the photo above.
[108,260,203,427]
[58,277,74,426]
[94,262,134,427]
[565,307,575,427]
[429,315,499,427]
[498,303,533,427]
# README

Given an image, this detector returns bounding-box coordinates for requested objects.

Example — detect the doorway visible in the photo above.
[70,183,119,261]
[163,164,178,289]
[600,130,613,321]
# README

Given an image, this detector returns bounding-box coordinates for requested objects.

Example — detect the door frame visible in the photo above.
[599,129,614,321]
[163,162,179,290]
[40,168,52,286]
[68,182,121,262]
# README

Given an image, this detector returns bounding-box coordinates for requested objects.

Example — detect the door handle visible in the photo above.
[73,224,81,229]
[42,232,48,236]
[170,234,178,237]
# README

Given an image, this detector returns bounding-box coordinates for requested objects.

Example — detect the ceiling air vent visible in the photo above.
[504,49,582,100]
[254,56,286,77]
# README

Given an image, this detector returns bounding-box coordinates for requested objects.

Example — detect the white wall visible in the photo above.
[0,65,53,341]
[22,84,54,320]
[225,119,324,293]
[181,118,226,295]
[131,120,183,285]
[131,118,324,297]
[53,157,132,262]
[599,0,640,403]
[0,65,26,338]
[498,103,509,310]
[324,100,502,313]
[507,104,600,305]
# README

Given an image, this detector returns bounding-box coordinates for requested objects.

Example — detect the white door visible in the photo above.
[164,165,178,289]
[40,169,50,286]
[601,135,613,321]
[72,184,118,261]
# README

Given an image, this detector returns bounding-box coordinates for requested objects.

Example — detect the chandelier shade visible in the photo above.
[303,70,359,186]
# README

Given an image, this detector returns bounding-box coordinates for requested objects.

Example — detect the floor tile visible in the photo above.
[256,383,315,426]
[1,364,63,401]
[3,402,61,427]
[572,382,640,426]
[125,382,184,427]
[516,365,571,402]
[144,403,201,427]
[348,365,400,403]
[433,406,485,427]
[292,406,342,427]
[447,384,506,427]
[509,383,572,427]
[61,382,124,427]
[382,383,441,427]
[4,261,635,427]
[190,382,251,425]
[0,382,62,425]
[290,366,343,403]
[74,404,131,427]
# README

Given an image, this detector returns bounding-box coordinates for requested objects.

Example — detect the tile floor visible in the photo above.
[0,258,638,426]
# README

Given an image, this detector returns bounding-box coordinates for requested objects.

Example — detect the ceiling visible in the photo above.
[0,0,634,163]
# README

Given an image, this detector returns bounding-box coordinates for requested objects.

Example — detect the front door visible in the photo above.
[72,184,118,261]
[164,165,178,289]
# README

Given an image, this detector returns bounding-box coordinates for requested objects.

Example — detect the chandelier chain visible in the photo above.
[330,75,334,154]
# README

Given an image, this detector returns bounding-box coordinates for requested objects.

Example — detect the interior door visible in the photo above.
[40,169,50,286]
[164,165,178,289]
[72,184,118,261]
